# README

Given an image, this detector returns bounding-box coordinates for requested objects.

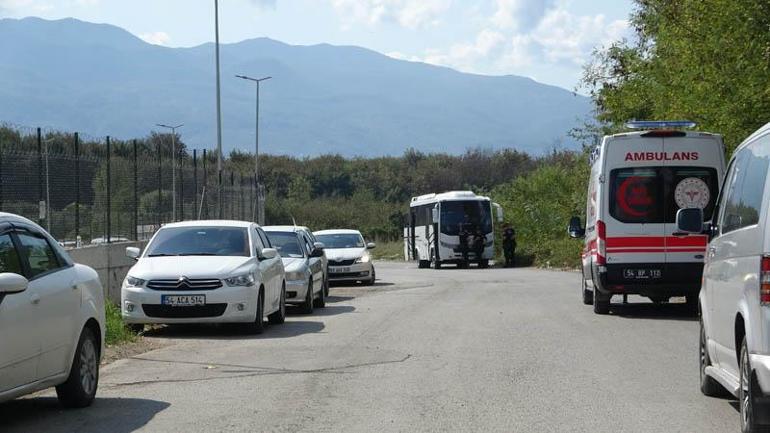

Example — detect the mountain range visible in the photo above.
[0,17,592,156]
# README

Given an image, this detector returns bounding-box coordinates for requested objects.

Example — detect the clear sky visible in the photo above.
[0,0,634,91]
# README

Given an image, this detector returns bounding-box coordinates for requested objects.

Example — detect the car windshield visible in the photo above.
[440,200,493,236]
[266,232,304,258]
[145,227,250,257]
[315,233,364,249]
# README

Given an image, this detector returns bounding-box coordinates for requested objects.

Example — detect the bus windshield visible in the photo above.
[440,200,492,236]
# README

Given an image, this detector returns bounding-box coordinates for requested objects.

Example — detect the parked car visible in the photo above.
[313,229,376,285]
[0,212,105,407]
[676,122,770,432]
[296,226,329,297]
[264,226,326,313]
[122,220,285,334]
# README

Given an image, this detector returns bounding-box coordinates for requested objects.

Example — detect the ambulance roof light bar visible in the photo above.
[625,120,697,130]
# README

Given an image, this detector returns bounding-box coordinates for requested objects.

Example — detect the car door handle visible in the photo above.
[30,294,41,305]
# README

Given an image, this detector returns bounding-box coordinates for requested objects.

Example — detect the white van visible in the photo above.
[569,121,726,314]
[676,122,770,432]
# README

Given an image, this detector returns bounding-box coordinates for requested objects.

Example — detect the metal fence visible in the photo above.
[0,125,265,245]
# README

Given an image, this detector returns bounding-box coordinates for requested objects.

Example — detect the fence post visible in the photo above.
[0,140,3,211]
[106,136,111,243]
[74,132,80,243]
[37,128,43,225]
[179,156,185,221]
[193,150,198,220]
[133,140,138,241]
[157,140,162,227]
[202,149,208,219]
[250,174,255,221]
[230,171,235,220]
[240,173,244,221]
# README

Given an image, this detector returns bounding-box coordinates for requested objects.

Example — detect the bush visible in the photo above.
[105,302,137,346]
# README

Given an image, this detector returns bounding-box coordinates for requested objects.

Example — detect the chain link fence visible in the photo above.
[0,124,265,245]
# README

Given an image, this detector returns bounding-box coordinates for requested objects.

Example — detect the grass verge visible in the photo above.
[371,241,404,261]
[105,301,137,346]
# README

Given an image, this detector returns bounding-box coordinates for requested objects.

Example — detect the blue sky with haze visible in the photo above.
[0,0,633,90]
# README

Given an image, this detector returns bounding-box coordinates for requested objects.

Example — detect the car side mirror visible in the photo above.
[126,247,141,260]
[367,242,376,250]
[568,216,585,239]
[260,248,278,260]
[676,208,704,234]
[0,273,28,295]
[310,242,325,258]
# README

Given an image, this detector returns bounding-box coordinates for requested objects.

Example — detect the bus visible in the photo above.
[404,191,503,269]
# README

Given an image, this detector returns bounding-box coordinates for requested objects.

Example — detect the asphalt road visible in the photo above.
[1,262,740,433]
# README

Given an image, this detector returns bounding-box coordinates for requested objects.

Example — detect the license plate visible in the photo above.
[330,266,351,273]
[162,295,206,306]
[623,269,662,280]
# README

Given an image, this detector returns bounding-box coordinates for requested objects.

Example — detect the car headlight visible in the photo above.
[355,254,370,264]
[126,276,146,287]
[225,274,255,287]
[285,271,305,281]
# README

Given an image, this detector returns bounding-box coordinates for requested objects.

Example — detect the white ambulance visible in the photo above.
[569,121,726,314]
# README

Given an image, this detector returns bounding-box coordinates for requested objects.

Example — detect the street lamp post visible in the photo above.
[214,0,224,218]
[235,74,271,223]
[156,123,184,221]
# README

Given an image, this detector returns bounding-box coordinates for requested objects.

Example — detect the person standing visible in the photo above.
[502,224,516,268]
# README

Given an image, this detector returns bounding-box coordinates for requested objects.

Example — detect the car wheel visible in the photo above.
[268,283,286,325]
[739,336,769,433]
[323,275,329,297]
[300,280,314,314]
[314,278,326,308]
[593,289,610,315]
[479,259,489,269]
[248,288,265,334]
[365,267,376,286]
[582,277,593,306]
[56,327,99,408]
[418,260,429,269]
[699,318,726,397]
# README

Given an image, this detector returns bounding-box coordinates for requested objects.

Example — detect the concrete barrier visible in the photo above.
[66,241,147,304]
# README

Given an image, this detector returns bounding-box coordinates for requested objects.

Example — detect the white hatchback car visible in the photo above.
[314,229,376,285]
[122,221,286,334]
[0,213,105,407]
[677,122,770,432]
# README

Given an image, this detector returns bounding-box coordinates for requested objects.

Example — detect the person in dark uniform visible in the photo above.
[502,224,516,267]
[458,222,470,264]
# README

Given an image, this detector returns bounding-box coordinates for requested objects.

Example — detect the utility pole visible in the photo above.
[156,123,184,221]
[214,0,224,218]
[235,74,271,223]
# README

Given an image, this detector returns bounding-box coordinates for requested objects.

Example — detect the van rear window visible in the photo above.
[609,166,718,224]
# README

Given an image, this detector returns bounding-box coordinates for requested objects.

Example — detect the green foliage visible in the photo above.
[582,0,770,154]
[105,302,136,346]
[492,151,589,268]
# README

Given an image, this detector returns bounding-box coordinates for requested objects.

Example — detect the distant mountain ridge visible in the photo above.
[0,17,591,156]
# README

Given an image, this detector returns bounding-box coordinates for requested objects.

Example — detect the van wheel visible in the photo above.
[418,260,429,269]
[268,283,286,325]
[300,280,314,314]
[479,260,489,269]
[740,336,769,433]
[593,290,610,315]
[582,278,593,305]
[314,279,326,308]
[431,252,441,270]
[247,289,265,334]
[700,318,727,397]
[56,327,99,408]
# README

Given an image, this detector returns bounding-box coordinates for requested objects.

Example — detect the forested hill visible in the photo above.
[0,17,590,157]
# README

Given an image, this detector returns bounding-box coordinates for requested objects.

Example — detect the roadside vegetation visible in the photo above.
[105,302,137,346]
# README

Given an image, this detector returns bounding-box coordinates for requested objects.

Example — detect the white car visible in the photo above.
[264,226,327,313]
[314,229,376,285]
[676,122,770,432]
[0,213,105,407]
[122,220,285,334]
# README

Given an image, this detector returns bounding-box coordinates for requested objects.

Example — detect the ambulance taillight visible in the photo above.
[596,220,606,266]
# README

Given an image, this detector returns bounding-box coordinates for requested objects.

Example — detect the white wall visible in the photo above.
[67,241,147,303]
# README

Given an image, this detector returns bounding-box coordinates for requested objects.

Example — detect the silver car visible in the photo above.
[314,229,376,285]
[264,226,327,313]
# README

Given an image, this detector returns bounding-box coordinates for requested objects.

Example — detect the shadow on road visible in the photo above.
[286,304,355,317]
[325,294,355,303]
[609,301,698,321]
[330,281,394,288]
[142,320,326,340]
[0,397,170,433]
